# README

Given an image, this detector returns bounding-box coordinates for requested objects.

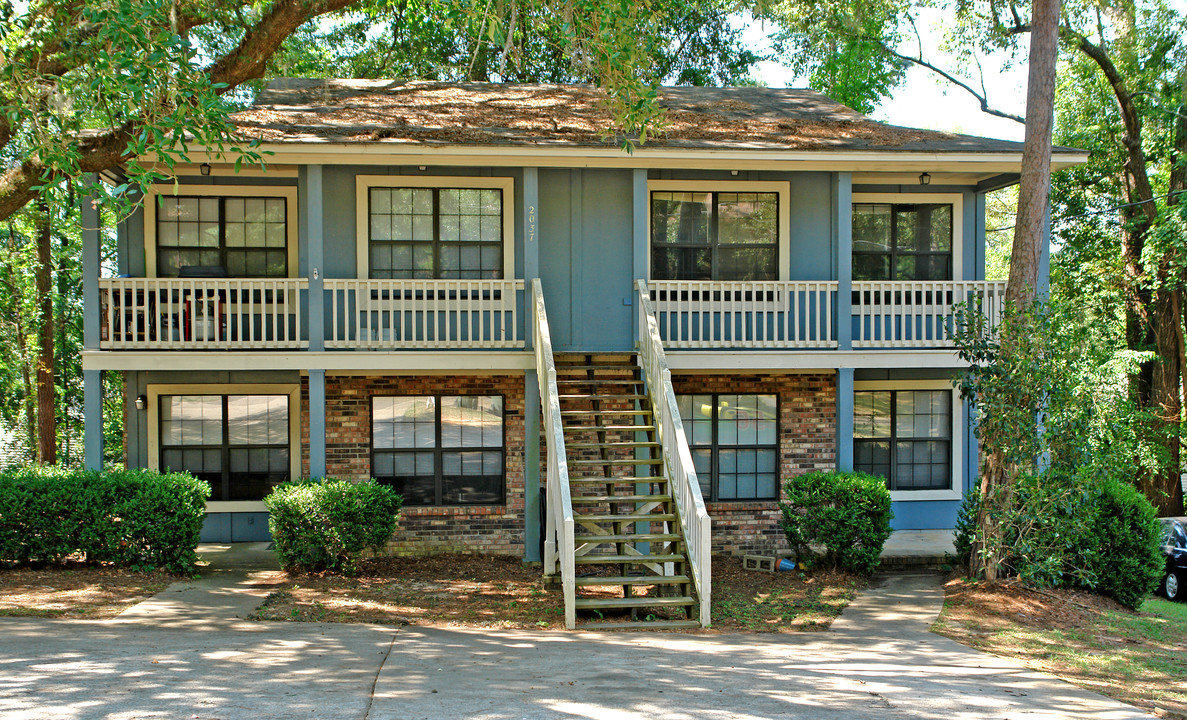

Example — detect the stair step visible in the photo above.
[569,476,666,484]
[556,378,641,385]
[575,596,695,609]
[569,458,662,466]
[560,409,651,416]
[555,363,640,371]
[570,494,672,503]
[575,513,678,523]
[566,441,660,449]
[574,575,690,587]
[575,533,681,544]
[573,553,685,564]
[563,424,655,433]
[578,619,702,631]
[558,394,647,401]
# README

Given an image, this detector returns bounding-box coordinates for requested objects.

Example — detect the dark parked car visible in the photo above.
[1158,517,1187,601]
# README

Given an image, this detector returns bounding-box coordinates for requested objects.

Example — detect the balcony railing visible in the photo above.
[647,280,838,349]
[852,280,1007,348]
[99,278,308,350]
[325,279,525,349]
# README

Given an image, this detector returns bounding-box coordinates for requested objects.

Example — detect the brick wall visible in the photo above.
[302,374,527,556]
[670,373,837,556]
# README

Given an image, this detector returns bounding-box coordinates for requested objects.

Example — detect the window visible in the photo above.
[159,394,290,501]
[156,197,288,278]
[854,390,951,491]
[677,394,778,501]
[651,191,778,281]
[368,188,503,279]
[371,395,504,506]
[852,203,952,281]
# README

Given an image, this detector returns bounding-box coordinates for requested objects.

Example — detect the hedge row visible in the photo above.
[0,467,210,574]
[779,470,894,574]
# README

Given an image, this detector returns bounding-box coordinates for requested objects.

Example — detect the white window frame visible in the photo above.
[355,175,516,279]
[646,180,792,281]
[146,383,302,513]
[851,193,964,282]
[143,184,300,280]
[853,379,963,502]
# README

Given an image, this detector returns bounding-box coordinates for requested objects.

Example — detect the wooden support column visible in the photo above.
[523,168,542,561]
[82,175,101,351]
[631,169,648,339]
[306,165,325,352]
[309,369,326,479]
[836,367,854,471]
[834,172,853,350]
[84,369,102,471]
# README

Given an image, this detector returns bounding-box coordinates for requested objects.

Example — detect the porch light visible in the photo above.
[135,394,147,411]
[918,172,931,186]
[200,163,212,176]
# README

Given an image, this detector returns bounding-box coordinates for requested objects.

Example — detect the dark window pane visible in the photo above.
[853,254,890,281]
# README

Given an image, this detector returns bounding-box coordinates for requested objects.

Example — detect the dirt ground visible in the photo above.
[933,577,1187,719]
[251,554,865,632]
[0,564,179,618]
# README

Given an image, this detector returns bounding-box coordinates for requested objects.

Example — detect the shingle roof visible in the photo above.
[232,79,1056,155]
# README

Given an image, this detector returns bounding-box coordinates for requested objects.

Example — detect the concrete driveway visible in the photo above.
[0,572,1154,720]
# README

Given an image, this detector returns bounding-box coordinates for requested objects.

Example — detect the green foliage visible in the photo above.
[955,470,1162,609]
[266,479,402,575]
[952,488,979,567]
[1090,478,1163,610]
[779,471,893,574]
[0,466,209,573]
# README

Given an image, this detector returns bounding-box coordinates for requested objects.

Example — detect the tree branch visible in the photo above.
[875,42,1026,124]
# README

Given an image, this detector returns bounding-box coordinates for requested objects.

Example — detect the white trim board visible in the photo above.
[142,184,300,279]
[354,175,516,279]
[83,349,534,372]
[853,379,963,502]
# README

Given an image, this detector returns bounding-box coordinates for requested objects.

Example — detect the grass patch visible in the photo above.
[0,564,178,618]
[250,554,864,631]
[933,578,1187,718]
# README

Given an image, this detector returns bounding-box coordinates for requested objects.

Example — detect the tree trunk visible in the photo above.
[972,0,1061,581]
[35,196,55,465]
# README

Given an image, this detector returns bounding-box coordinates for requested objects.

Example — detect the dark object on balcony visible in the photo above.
[178,265,228,278]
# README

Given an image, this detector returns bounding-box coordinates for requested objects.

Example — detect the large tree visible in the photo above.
[770,0,1187,517]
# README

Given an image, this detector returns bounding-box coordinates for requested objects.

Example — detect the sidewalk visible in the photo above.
[112,542,284,629]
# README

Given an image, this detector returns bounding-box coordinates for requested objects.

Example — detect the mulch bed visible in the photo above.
[250,554,865,632]
[934,577,1187,719]
[0,564,180,618]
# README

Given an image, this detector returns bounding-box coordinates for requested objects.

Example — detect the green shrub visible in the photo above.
[1086,478,1162,610]
[952,489,979,568]
[779,471,893,574]
[266,479,402,575]
[957,470,1163,610]
[0,466,209,574]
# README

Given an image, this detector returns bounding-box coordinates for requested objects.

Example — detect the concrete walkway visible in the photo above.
[0,561,1156,719]
[113,543,284,629]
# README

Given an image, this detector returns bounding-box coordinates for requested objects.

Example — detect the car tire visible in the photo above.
[1162,570,1184,601]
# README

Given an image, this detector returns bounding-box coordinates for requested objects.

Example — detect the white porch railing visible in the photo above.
[533,279,576,629]
[647,280,837,349]
[636,279,712,627]
[324,279,524,349]
[98,278,308,350]
[852,280,1007,348]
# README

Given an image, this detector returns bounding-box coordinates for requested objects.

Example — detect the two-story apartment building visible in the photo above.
[77,80,1084,627]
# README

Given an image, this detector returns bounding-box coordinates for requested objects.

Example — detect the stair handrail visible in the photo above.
[635,279,712,627]
[531,279,576,629]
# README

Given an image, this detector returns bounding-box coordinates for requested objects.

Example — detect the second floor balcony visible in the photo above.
[96,276,1004,354]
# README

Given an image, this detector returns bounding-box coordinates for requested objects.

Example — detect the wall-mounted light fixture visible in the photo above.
[200,163,212,176]
[418,165,427,171]
[730,170,739,176]
[918,172,931,186]
[135,394,147,411]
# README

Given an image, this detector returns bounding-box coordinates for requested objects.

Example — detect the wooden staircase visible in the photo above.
[554,353,702,630]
